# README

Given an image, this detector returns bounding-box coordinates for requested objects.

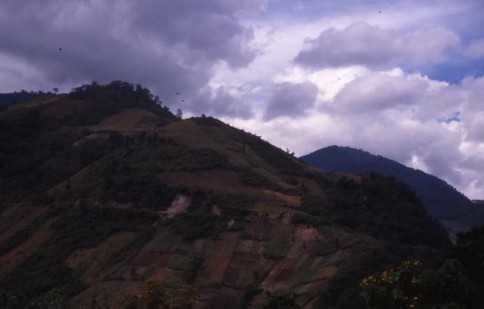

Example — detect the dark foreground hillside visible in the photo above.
[0,82,467,308]
[302,146,484,236]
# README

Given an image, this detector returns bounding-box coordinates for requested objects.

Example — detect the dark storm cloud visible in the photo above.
[0,0,258,116]
[264,81,318,120]
[130,0,256,67]
[294,22,459,69]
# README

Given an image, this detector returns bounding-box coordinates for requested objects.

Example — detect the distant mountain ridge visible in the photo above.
[301,146,484,234]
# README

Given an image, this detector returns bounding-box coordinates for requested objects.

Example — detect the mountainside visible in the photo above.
[0,82,450,308]
[301,146,484,235]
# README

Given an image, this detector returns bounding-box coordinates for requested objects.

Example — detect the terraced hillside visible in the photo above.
[0,82,449,308]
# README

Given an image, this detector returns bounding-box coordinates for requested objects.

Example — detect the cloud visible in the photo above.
[460,77,484,141]
[327,70,429,113]
[264,81,318,120]
[190,86,254,119]
[320,68,464,124]
[128,0,257,68]
[468,39,484,58]
[232,72,484,199]
[0,0,262,117]
[295,22,459,69]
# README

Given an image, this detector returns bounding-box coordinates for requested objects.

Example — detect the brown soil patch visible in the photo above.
[158,119,220,149]
[140,230,180,253]
[253,167,294,190]
[66,232,135,283]
[246,219,273,240]
[295,278,329,294]
[236,239,266,255]
[258,227,344,294]
[48,162,94,194]
[0,206,47,243]
[8,96,58,111]
[223,267,256,288]
[129,252,171,267]
[286,227,338,258]
[0,218,55,274]
[43,98,85,119]
[260,254,340,294]
[287,228,337,257]
[300,177,326,197]
[318,266,338,278]
[260,257,299,291]
[196,233,239,287]
[223,239,275,289]
[159,170,241,192]
[147,267,181,283]
[95,108,158,131]
[262,190,300,207]
[294,227,321,242]
[72,132,111,147]
[158,119,288,173]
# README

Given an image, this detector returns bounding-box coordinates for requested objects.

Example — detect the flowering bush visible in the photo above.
[360,259,472,309]
[360,260,422,309]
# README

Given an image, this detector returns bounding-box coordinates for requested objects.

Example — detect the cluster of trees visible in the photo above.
[67,81,177,125]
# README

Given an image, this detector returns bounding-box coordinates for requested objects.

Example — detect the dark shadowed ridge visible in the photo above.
[301,145,484,235]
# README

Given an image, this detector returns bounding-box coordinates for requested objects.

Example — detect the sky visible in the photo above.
[1,0,484,199]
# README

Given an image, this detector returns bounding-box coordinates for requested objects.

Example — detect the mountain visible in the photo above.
[0,82,450,308]
[301,146,484,236]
